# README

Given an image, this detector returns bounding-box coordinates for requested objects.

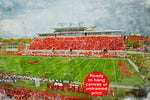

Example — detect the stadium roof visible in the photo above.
[103,30,123,32]
[53,27,88,32]
[83,30,123,33]
[37,30,123,35]
[37,33,55,36]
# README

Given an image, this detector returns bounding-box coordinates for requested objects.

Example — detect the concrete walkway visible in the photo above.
[109,84,139,89]
[127,59,145,79]
[127,59,139,72]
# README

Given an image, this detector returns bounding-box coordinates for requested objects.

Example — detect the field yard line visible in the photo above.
[113,59,117,83]
[49,63,71,78]
[57,58,86,80]
[50,58,85,79]
[92,59,98,72]
[50,58,62,65]
[48,58,66,71]
[48,59,72,77]
[103,59,106,73]
[49,59,77,78]
[74,60,92,80]
[46,58,60,65]
[67,59,85,74]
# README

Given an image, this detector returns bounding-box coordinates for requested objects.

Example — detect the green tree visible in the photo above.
[133,41,139,48]
[125,40,139,48]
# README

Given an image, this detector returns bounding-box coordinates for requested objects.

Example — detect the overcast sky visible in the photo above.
[0,0,150,39]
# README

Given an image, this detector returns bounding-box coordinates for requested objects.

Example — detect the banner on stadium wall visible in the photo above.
[35,78,40,87]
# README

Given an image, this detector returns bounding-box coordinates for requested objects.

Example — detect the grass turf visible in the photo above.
[0,56,145,86]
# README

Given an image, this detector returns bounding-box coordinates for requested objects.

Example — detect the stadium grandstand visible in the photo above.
[19,26,125,57]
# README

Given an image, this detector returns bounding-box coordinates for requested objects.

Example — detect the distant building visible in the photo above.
[5,43,26,53]
[0,42,6,53]
[129,33,142,36]
[124,35,150,46]
[0,42,25,54]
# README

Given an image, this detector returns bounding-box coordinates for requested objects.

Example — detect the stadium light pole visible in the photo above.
[23,21,27,51]
[143,39,144,59]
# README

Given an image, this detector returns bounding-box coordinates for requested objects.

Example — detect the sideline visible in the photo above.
[109,84,139,89]
[127,59,145,79]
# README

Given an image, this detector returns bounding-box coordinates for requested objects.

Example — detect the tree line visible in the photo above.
[0,38,34,44]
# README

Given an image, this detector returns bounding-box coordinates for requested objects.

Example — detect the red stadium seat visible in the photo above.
[26,35,125,57]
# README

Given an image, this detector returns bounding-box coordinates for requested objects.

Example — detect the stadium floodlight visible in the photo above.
[78,22,84,27]
[23,21,27,51]
[69,23,74,27]
[143,39,144,59]
[58,23,65,28]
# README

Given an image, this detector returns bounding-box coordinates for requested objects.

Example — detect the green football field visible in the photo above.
[0,56,145,86]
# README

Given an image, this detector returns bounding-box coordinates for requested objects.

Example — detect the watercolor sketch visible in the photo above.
[0,0,150,99]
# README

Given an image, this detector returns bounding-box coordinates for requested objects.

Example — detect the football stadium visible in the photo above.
[0,26,150,99]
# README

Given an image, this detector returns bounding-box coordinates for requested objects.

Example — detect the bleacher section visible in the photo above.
[19,35,125,57]
[28,35,125,51]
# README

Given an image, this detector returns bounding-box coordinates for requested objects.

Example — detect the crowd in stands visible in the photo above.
[17,36,126,57]
[28,36,125,51]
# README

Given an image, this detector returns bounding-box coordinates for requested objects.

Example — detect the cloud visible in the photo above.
[0,0,150,38]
